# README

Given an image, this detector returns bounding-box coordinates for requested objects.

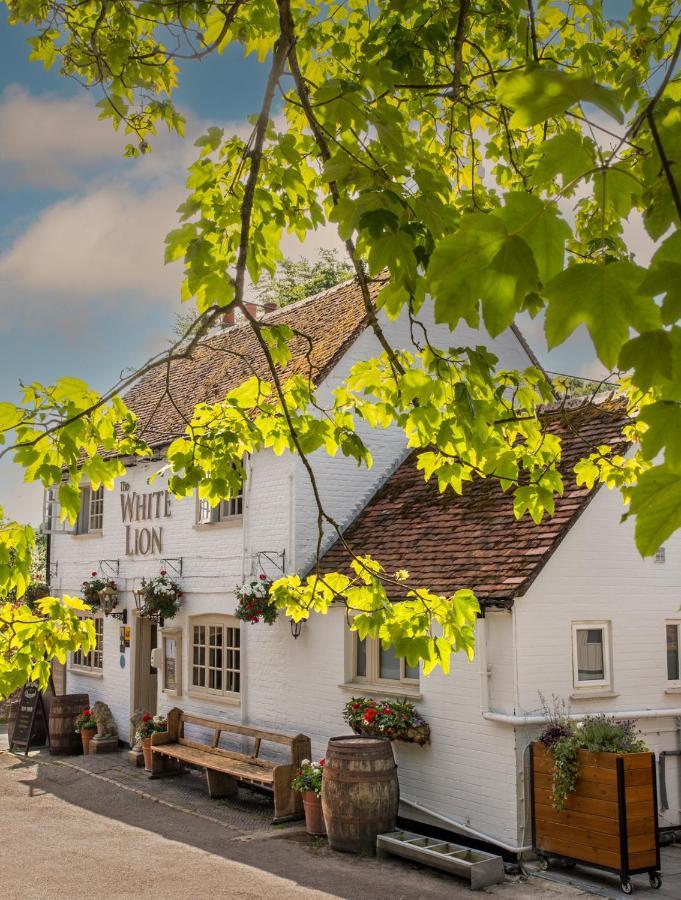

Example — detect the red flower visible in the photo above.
[259,574,267,581]
[382,707,391,714]
[142,713,152,722]
[83,709,91,716]
[364,708,378,723]
[160,570,167,577]
[319,759,325,766]
[91,571,97,577]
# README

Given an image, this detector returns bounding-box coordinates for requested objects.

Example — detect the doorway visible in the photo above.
[133,616,158,716]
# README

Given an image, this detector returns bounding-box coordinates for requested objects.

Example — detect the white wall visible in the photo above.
[515,485,681,828]
[56,305,538,842]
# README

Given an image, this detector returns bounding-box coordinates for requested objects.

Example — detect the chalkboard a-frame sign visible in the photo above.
[10,681,50,755]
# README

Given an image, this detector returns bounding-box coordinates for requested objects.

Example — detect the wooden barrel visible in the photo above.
[48,693,90,755]
[322,735,399,854]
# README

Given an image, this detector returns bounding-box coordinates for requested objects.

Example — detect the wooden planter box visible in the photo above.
[530,742,661,893]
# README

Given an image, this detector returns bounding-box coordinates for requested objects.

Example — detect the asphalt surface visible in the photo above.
[0,744,591,900]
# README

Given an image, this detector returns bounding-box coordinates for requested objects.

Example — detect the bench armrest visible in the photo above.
[150,731,174,746]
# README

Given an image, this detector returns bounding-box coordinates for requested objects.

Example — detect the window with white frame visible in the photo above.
[666,623,680,682]
[75,484,104,534]
[572,622,611,690]
[353,634,419,688]
[190,616,240,699]
[197,490,243,524]
[71,616,104,673]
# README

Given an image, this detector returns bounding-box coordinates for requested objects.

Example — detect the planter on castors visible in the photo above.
[322,735,398,855]
[530,742,661,894]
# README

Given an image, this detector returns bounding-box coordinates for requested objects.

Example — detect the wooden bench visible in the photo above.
[150,708,311,822]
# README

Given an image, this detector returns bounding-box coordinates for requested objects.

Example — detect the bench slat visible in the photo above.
[177,737,276,770]
[154,743,276,784]
[180,713,296,745]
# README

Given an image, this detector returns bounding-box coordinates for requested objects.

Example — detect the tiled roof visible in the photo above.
[319,398,630,603]
[124,278,376,447]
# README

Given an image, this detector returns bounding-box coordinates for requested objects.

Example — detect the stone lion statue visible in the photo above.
[92,701,118,741]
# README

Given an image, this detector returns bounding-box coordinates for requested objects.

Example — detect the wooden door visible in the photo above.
[133,617,158,716]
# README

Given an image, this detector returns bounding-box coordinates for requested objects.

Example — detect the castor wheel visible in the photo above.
[649,872,662,890]
[537,854,550,871]
[621,877,633,895]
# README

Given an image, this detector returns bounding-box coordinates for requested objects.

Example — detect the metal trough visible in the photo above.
[376,830,505,890]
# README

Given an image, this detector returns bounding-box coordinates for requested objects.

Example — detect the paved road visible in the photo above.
[0,749,587,900]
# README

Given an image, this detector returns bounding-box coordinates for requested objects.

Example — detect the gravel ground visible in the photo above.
[0,733,589,900]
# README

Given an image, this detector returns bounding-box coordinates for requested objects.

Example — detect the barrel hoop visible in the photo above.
[324,770,396,783]
[324,814,391,825]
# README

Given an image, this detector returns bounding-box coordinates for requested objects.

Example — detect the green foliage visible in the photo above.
[539,714,648,811]
[0,595,96,698]
[255,249,353,308]
[3,0,681,675]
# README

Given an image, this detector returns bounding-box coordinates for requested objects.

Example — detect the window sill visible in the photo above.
[72,532,103,539]
[665,685,681,694]
[193,518,243,531]
[187,690,240,707]
[162,688,181,698]
[69,668,103,679]
[338,683,422,701]
[569,689,618,700]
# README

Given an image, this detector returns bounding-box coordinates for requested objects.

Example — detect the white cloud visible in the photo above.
[0,85,131,188]
[0,182,185,326]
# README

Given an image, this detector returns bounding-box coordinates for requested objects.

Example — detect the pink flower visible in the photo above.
[259,574,267,581]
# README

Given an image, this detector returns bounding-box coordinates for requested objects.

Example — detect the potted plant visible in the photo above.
[137,571,182,620]
[235,575,277,625]
[136,713,167,771]
[531,706,661,893]
[343,697,430,745]
[291,758,326,835]
[81,573,116,610]
[74,708,98,754]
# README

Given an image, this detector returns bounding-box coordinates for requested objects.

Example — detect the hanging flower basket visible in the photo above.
[136,571,182,620]
[343,697,430,746]
[235,576,277,624]
[81,573,116,610]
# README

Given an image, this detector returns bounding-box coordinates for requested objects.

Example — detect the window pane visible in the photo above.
[164,637,177,690]
[405,659,420,680]
[576,628,605,681]
[355,636,366,677]
[667,625,680,681]
[379,643,401,680]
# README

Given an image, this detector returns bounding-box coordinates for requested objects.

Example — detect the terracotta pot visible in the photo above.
[141,737,153,772]
[302,791,326,836]
[80,727,97,755]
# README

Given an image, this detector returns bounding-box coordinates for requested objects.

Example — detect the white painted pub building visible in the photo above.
[48,279,681,852]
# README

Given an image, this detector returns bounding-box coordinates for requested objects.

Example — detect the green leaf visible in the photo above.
[497,67,623,128]
[618,331,674,391]
[529,130,596,190]
[625,466,681,556]
[544,262,659,368]
[497,193,571,285]
[639,403,681,470]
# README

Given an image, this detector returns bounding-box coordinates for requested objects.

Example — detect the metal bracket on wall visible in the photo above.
[253,549,286,576]
[160,557,183,577]
[99,559,120,577]
[48,561,59,580]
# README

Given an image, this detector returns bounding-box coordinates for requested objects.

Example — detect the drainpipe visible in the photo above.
[240,455,253,730]
[399,796,532,855]
[483,708,681,725]
[658,716,681,812]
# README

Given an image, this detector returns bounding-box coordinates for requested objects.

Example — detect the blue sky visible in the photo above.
[0,2,650,524]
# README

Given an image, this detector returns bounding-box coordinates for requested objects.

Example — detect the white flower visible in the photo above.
[301,758,310,766]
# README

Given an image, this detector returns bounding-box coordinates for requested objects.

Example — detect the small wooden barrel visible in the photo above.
[322,735,399,854]
[49,693,90,755]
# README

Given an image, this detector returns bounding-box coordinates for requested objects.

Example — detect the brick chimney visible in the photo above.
[244,302,259,319]
[221,308,235,327]
[264,302,277,315]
